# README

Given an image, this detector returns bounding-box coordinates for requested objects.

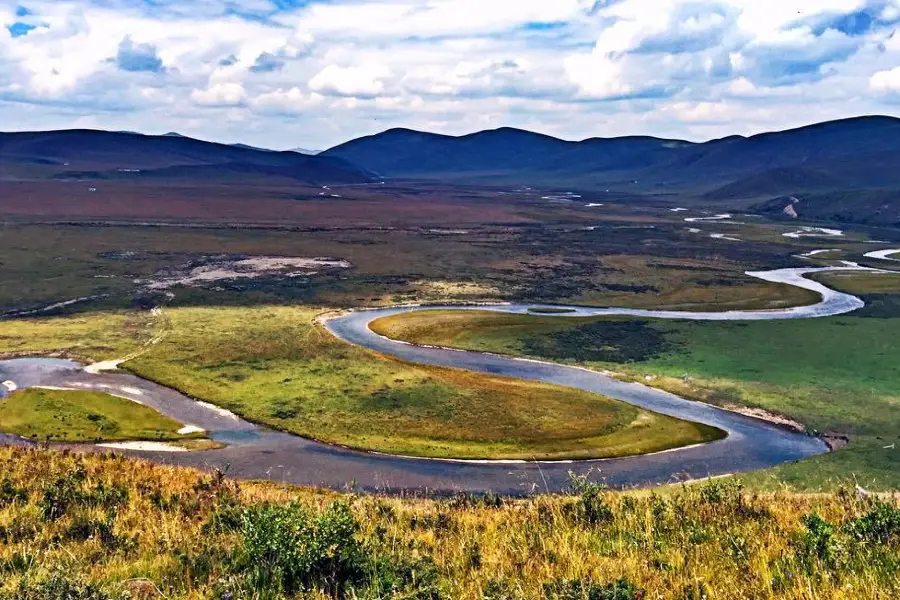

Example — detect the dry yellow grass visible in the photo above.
[0,447,897,599]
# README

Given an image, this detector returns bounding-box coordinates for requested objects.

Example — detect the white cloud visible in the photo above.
[1,0,900,149]
[190,83,246,106]
[291,0,593,38]
[564,52,631,99]
[249,87,324,115]
[871,67,900,93]
[309,64,391,97]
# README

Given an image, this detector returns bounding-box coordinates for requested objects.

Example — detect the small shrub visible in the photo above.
[698,479,743,506]
[0,574,111,600]
[233,501,364,598]
[39,471,86,522]
[795,512,844,572]
[568,473,613,526]
[845,501,900,545]
[484,578,524,600]
[446,492,504,510]
[0,551,35,575]
[367,554,442,600]
[87,481,129,510]
[543,577,644,600]
[64,512,119,548]
[173,544,232,586]
[680,582,710,600]
[463,540,482,571]
[0,478,28,507]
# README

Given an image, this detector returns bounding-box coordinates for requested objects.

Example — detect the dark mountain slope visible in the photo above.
[323,127,578,176]
[323,127,703,180]
[704,167,850,200]
[755,189,900,227]
[322,116,900,191]
[0,130,374,184]
[672,116,900,180]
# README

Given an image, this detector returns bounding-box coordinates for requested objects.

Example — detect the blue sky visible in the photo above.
[1,0,899,149]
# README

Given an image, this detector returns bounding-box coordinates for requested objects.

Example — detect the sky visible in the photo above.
[2,0,900,150]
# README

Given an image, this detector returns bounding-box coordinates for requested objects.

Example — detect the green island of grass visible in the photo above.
[1,307,722,460]
[126,306,722,460]
[0,388,198,443]
[369,272,900,491]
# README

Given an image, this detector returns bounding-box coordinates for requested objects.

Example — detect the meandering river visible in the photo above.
[0,264,890,494]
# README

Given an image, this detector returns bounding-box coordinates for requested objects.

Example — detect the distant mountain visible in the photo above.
[0,129,375,184]
[323,115,900,191]
[230,142,275,152]
[704,167,849,200]
[755,190,900,227]
[290,147,323,155]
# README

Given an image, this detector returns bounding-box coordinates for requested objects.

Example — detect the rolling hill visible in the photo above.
[323,116,900,188]
[0,129,375,184]
[322,115,900,225]
[754,189,900,226]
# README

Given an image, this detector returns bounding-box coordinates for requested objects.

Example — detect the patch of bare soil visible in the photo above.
[143,256,353,290]
[725,405,807,433]
[822,433,850,450]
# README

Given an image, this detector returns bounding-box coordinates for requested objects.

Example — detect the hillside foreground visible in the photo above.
[0,447,898,600]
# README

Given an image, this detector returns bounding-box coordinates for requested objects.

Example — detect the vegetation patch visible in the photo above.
[521,320,678,363]
[126,307,721,460]
[371,309,900,490]
[527,307,577,314]
[0,312,155,363]
[0,223,823,315]
[0,388,197,443]
[0,448,898,599]
[1,308,718,460]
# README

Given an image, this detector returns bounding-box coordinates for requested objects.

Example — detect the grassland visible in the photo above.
[0,311,155,361]
[0,307,719,460]
[0,447,898,599]
[0,389,195,443]
[0,222,821,316]
[370,279,900,490]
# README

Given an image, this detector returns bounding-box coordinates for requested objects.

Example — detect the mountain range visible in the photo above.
[0,129,373,185]
[2,116,899,226]
[321,115,900,226]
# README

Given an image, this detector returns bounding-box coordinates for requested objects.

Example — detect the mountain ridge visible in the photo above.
[0,129,375,184]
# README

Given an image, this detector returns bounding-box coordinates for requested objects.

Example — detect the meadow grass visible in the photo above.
[0,307,718,460]
[0,447,897,599]
[0,389,197,443]
[125,306,719,460]
[370,302,900,490]
[0,224,821,315]
[812,271,900,295]
[560,254,821,312]
[0,311,154,362]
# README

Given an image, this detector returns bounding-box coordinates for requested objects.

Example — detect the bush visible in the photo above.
[64,512,119,548]
[698,479,742,506]
[543,577,644,600]
[484,578,524,600]
[446,492,504,510]
[233,501,364,599]
[367,554,442,600]
[0,574,111,600]
[845,501,900,545]
[568,473,614,526]
[39,471,129,522]
[795,512,843,571]
[0,478,28,507]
